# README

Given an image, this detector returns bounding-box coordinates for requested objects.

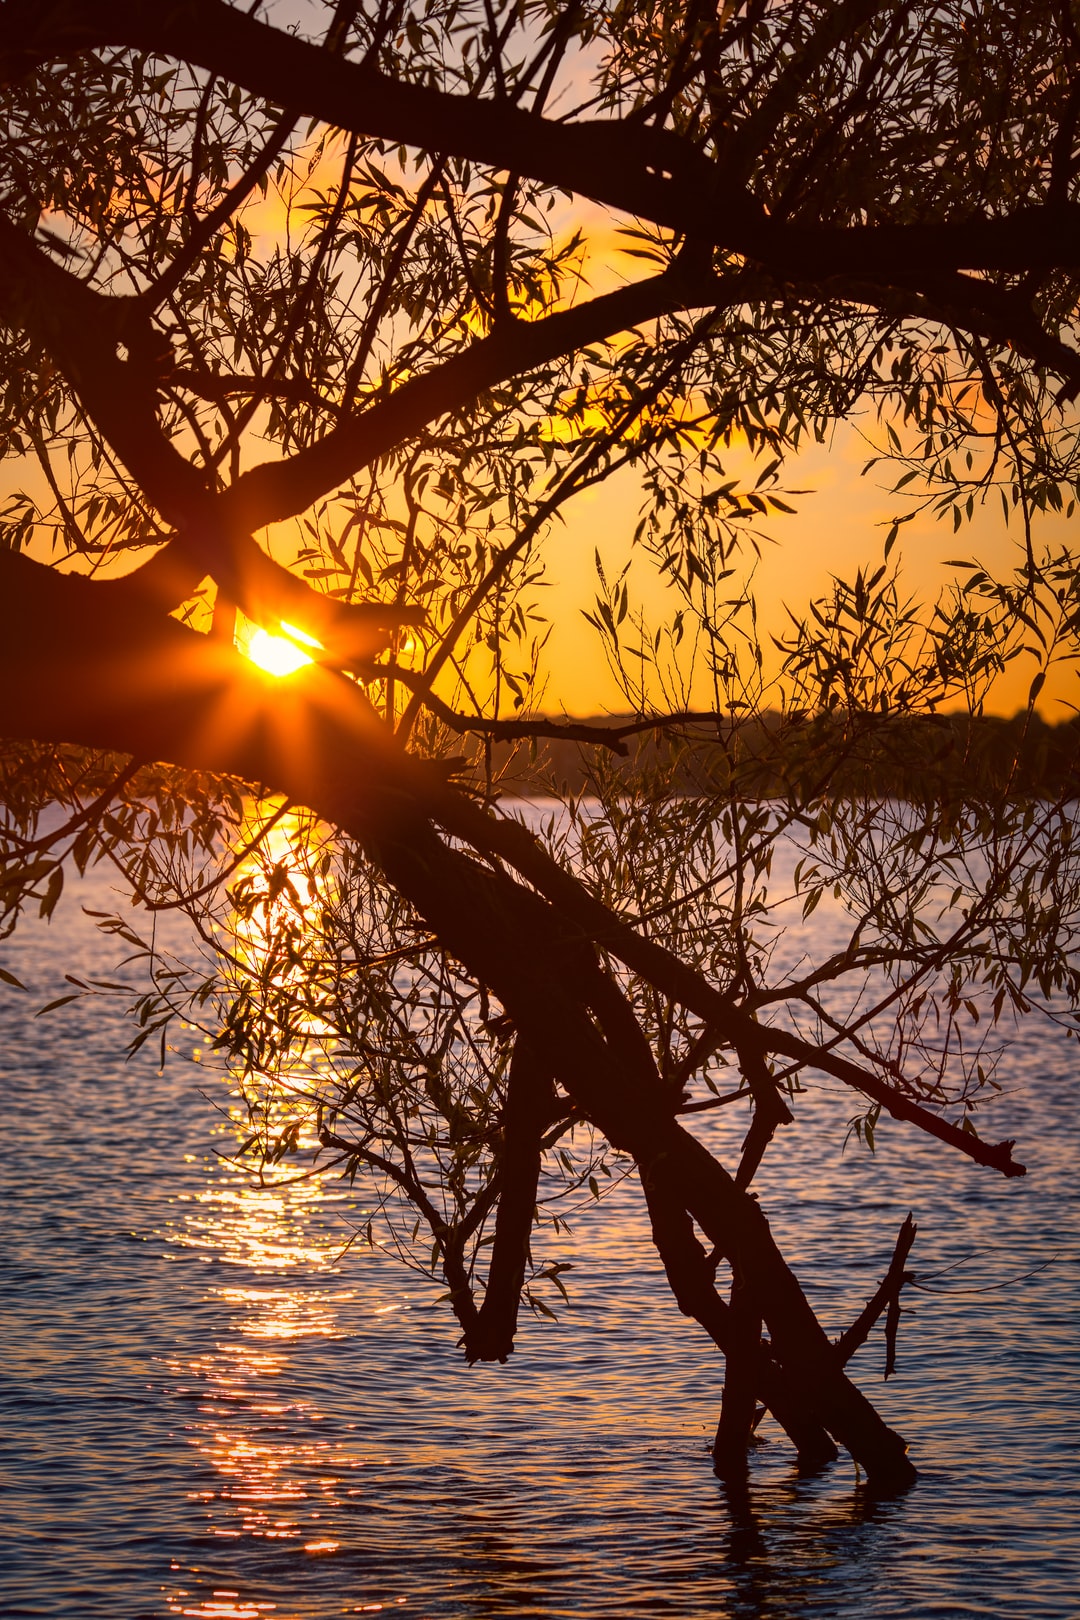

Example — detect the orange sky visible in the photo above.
[17,408,1073,723]
[156,134,1080,722]
[15,150,1077,723]
[528,423,1079,720]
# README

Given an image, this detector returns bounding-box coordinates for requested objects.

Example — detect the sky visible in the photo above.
[522,424,1079,721]
[14,49,1078,727]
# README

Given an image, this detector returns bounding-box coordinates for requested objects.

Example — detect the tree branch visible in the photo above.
[641,1168,839,1470]
[219,266,740,532]
[7,1,1079,326]
[836,1212,917,1374]
[0,563,920,1486]
[420,792,1027,1176]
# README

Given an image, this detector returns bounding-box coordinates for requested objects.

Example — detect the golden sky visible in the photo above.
[531,423,1079,720]
[169,133,1080,722]
[16,142,1076,723]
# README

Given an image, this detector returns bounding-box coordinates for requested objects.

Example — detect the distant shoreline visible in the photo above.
[460,710,1080,801]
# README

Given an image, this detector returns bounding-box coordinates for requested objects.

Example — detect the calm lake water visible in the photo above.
[2,813,1079,1619]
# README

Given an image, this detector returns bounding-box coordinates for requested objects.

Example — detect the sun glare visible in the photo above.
[279,621,323,649]
[246,630,313,676]
[237,617,324,678]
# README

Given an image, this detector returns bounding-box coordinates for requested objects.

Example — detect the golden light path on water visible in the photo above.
[159,810,412,1618]
[162,1127,414,1616]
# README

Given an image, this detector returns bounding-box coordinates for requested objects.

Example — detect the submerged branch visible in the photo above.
[836,1213,918,1375]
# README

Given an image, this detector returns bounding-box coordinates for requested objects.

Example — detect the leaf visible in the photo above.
[35,994,81,1016]
[39,866,63,920]
[0,967,26,990]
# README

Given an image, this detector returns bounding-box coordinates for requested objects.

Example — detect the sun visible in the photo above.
[237,616,324,677]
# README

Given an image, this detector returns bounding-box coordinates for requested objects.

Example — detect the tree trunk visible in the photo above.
[0,596,917,1489]
[313,801,923,1491]
[642,1171,838,1471]
[466,1038,553,1363]
[648,1130,916,1491]
[713,1275,765,1477]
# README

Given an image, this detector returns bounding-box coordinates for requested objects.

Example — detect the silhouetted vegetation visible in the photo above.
[488,712,1080,801]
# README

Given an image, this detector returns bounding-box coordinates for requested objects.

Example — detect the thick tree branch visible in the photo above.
[465,1037,554,1363]
[0,0,726,236]
[641,1170,838,1471]
[219,266,741,532]
[0,222,424,649]
[6,1,1079,335]
[0,214,212,528]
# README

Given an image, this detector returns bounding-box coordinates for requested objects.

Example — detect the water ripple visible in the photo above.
[2,834,1078,1618]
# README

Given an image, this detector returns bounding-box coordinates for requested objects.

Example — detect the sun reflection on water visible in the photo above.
[159,840,398,1620]
[177,1182,336,1273]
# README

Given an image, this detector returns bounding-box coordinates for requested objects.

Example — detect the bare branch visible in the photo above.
[836,1213,918,1374]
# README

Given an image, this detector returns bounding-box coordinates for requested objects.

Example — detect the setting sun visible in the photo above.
[238,617,324,677]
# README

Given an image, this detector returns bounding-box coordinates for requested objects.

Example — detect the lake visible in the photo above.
[2,813,1079,1619]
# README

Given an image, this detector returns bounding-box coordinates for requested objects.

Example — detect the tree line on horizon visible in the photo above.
[465,709,1080,800]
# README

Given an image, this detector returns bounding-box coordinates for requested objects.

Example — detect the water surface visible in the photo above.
[2,829,1078,1619]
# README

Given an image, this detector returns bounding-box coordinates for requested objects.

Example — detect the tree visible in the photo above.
[1,0,1079,1494]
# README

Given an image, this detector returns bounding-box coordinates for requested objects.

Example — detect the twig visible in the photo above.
[836,1212,917,1375]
